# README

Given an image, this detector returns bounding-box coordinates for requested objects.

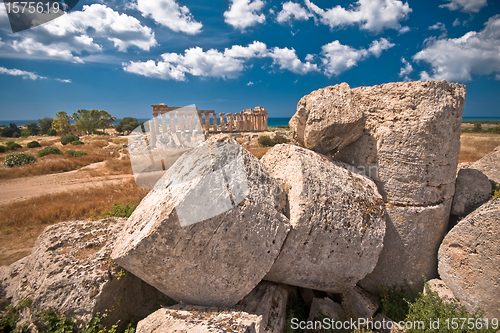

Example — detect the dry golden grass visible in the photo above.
[0,139,118,179]
[0,179,148,265]
[245,146,271,159]
[458,133,500,163]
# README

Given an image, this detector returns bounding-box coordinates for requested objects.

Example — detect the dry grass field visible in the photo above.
[458,133,500,163]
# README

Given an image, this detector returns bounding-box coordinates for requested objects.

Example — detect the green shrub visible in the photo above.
[379,283,419,322]
[3,152,37,168]
[27,140,42,148]
[71,140,84,145]
[491,182,500,199]
[103,201,139,218]
[61,134,79,145]
[0,145,6,153]
[12,132,20,138]
[258,135,274,147]
[47,128,57,136]
[65,150,88,157]
[20,130,29,138]
[38,146,63,157]
[273,134,288,144]
[6,141,22,150]
[490,125,500,134]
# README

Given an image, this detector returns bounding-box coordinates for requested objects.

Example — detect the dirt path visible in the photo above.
[0,163,134,205]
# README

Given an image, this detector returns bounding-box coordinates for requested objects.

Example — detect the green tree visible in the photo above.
[52,112,72,134]
[26,122,40,136]
[0,123,21,138]
[38,117,54,135]
[73,109,100,135]
[115,117,139,134]
[97,110,116,134]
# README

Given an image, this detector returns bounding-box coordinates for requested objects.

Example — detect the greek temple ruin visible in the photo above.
[151,104,268,134]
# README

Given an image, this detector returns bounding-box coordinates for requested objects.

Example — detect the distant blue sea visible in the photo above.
[268,117,290,127]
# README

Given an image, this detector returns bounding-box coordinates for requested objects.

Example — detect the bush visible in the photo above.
[47,128,57,136]
[71,140,84,145]
[0,145,6,153]
[12,132,20,138]
[6,141,22,150]
[65,150,87,157]
[258,135,274,147]
[38,146,63,157]
[103,201,140,218]
[20,130,29,138]
[258,135,288,147]
[3,152,37,168]
[490,125,500,134]
[60,134,79,145]
[27,140,42,148]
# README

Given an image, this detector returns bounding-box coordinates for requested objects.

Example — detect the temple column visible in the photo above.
[227,114,233,132]
[212,112,218,132]
[204,111,210,132]
[169,114,175,132]
[150,118,157,147]
[219,113,225,132]
[161,113,167,133]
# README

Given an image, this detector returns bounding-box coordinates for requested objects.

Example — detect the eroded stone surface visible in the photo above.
[471,146,500,184]
[0,219,166,329]
[261,144,386,292]
[334,80,466,206]
[360,200,452,292]
[289,83,365,154]
[438,199,500,317]
[424,279,458,304]
[112,141,290,306]
[451,168,491,216]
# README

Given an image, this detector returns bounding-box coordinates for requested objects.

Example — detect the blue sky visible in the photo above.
[0,0,499,120]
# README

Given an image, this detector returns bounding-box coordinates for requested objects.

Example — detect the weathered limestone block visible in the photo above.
[136,281,293,333]
[289,83,365,154]
[112,141,290,307]
[341,286,378,319]
[423,279,458,304]
[451,168,491,216]
[335,80,466,206]
[0,219,167,329]
[308,297,345,324]
[359,200,452,292]
[438,199,500,318]
[262,144,386,292]
[471,146,500,184]
[136,306,263,333]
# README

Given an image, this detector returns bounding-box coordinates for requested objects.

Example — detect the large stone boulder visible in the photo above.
[334,80,466,206]
[438,198,500,317]
[112,141,290,307]
[471,145,500,184]
[451,168,491,216]
[136,281,294,333]
[261,144,386,292]
[359,200,452,292]
[136,306,263,333]
[289,83,365,154]
[0,219,167,329]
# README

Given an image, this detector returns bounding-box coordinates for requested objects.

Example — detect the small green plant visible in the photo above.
[491,182,500,199]
[20,130,29,138]
[61,134,80,145]
[258,135,274,147]
[27,140,42,148]
[64,150,88,157]
[273,134,288,144]
[6,141,22,150]
[3,152,37,168]
[71,141,84,145]
[0,297,32,332]
[34,308,75,333]
[38,146,63,157]
[471,123,483,133]
[379,282,419,322]
[285,295,309,333]
[47,129,57,136]
[0,145,6,153]
[115,268,129,281]
[103,201,140,218]
[490,125,500,134]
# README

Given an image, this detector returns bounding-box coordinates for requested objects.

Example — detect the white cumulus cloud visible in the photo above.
[320,38,394,76]
[439,0,487,13]
[305,0,412,33]
[276,1,312,23]
[0,66,46,80]
[0,4,156,63]
[224,0,266,30]
[413,15,500,82]
[136,0,202,35]
[399,57,413,81]
[123,41,320,80]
